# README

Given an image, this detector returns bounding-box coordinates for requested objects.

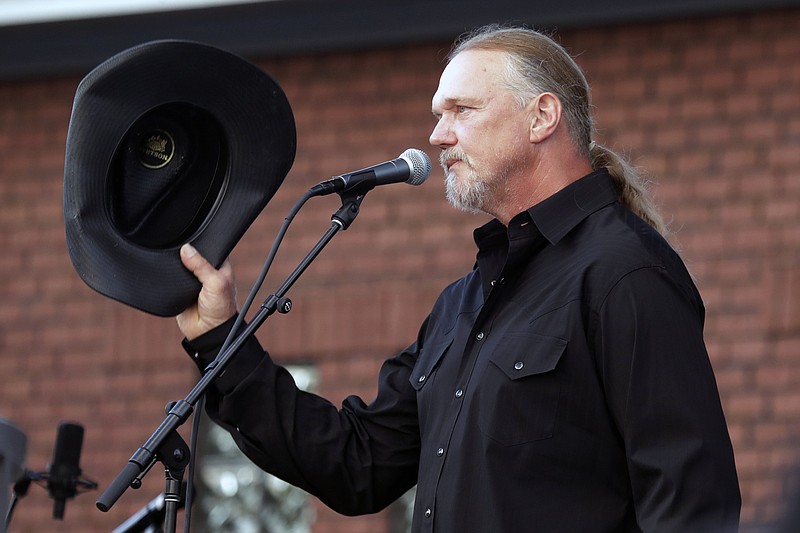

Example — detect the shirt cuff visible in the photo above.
[181,314,266,394]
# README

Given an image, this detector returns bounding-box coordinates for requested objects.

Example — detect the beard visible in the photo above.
[441,147,489,213]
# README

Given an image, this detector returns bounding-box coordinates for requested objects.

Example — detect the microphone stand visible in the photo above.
[97,187,369,532]
[111,483,186,533]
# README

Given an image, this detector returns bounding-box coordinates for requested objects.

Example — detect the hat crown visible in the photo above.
[109,102,227,249]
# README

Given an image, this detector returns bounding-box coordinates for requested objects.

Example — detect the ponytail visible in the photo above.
[590,142,668,236]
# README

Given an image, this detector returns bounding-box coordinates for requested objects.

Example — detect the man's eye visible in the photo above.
[457,105,468,113]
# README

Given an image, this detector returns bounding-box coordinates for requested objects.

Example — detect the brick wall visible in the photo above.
[0,7,798,532]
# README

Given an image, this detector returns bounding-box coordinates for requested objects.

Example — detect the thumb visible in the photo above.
[177,243,237,340]
[181,243,219,285]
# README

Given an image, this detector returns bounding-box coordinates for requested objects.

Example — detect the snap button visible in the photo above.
[514,361,524,370]
[418,375,426,383]
[425,508,432,518]
[437,447,444,456]
[476,332,485,340]
[455,389,463,398]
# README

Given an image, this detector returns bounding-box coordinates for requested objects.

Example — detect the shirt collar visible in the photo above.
[473,168,618,249]
[529,168,618,245]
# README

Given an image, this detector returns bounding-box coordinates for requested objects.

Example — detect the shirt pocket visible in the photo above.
[410,337,453,431]
[410,337,453,392]
[477,333,566,446]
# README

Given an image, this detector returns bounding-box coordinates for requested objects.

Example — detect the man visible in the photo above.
[177,25,741,532]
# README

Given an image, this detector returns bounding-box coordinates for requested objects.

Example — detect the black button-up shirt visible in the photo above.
[187,169,741,532]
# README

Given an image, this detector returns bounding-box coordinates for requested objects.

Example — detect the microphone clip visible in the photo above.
[10,468,98,521]
[331,186,368,230]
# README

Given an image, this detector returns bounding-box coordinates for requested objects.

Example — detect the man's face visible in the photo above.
[429,49,532,215]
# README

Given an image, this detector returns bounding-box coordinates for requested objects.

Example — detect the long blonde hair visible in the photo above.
[450,25,668,236]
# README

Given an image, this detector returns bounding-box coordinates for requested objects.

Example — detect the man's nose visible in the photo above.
[429,118,454,148]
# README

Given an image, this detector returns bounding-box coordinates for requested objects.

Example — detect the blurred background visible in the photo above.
[1,0,799,531]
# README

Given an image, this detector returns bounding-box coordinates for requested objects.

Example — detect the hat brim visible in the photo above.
[64,40,296,317]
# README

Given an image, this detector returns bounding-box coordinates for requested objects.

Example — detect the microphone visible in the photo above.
[309,148,431,196]
[46,422,86,520]
[4,422,97,526]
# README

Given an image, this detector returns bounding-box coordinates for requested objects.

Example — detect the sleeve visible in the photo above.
[182,315,423,515]
[594,266,741,532]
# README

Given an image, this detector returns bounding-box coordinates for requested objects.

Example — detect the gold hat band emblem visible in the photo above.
[138,130,175,169]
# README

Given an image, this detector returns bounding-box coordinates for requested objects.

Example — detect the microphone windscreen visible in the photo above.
[400,148,432,186]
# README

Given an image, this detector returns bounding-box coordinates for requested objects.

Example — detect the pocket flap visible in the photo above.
[488,333,566,380]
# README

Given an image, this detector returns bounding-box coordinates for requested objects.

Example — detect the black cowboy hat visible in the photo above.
[64,40,296,317]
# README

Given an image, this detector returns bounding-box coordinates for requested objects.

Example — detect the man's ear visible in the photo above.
[528,92,562,143]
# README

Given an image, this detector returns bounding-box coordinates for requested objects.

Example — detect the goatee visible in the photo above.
[441,148,487,213]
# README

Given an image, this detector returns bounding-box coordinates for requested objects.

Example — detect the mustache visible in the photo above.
[439,147,469,168]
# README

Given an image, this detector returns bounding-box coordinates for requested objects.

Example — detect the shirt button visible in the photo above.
[437,447,444,456]
[490,279,496,286]
[514,361,524,370]
[418,375,426,383]
[425,508,432,518]
[455,388,463,398]
[476,332,485,341]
